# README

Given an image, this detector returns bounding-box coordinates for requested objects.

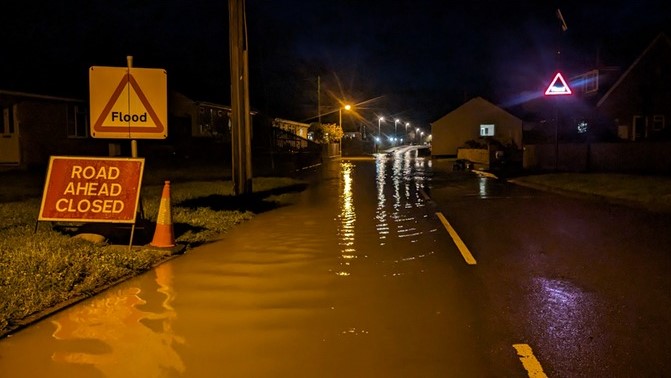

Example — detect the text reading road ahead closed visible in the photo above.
[56,166,125,214]
[39,157,144,223]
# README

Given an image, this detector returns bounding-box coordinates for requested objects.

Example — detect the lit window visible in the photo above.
[480,124,494,136]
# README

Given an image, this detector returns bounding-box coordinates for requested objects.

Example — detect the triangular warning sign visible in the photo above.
[544,72,572,96]
[92,73,165,135]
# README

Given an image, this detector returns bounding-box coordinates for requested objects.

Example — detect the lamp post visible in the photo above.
[415,127,420,143]
[394,119,400,145]
[377,117,384,152]
[338,104,351,157]
[339,104,351,131]
[405,122,410,144]
[378,117,384,139]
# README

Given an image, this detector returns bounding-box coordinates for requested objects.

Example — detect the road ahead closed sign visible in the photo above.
[89,66,167,139]
[39,156,145,223]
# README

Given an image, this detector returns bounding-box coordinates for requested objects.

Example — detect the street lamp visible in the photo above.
[405,122,410,143]
[378,117,384,139]
[339,104,352,131]
[415,127,420,143]
[394,119,400,144]
[338,104,351,156]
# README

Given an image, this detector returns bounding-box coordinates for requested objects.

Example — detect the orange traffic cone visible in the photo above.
[150,180,175,248]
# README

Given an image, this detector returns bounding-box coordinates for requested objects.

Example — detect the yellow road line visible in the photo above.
[513,344,548,378]
[435,212,477,265]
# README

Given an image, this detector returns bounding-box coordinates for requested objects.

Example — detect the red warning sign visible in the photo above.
[89,66,167,139]
[545,72,572,96]
[39,156,145,223]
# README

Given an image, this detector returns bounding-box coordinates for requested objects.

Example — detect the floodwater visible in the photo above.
[0,153,488,377]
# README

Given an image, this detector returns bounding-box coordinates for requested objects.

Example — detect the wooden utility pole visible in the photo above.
[229,0,252,195]
[317,75,321,124]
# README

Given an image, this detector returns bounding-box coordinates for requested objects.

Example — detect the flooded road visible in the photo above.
[6,154,671,377]
[0,155,493,377]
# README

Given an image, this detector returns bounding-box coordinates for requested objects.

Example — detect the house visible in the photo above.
[430,96,524,157]
[166,91,236,160]
[1,85,323,171]
[0,90,109,168]
[272,118,310,140]
[519,32,671,144]
[518,32,671,173]
[595,32,671,141]
[0,89,245,168]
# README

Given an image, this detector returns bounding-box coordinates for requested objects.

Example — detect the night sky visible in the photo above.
[1,0,669,129]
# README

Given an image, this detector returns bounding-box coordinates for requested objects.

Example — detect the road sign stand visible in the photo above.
[84,57,168,250]
[36,156,146,252]
[126,55,145,249]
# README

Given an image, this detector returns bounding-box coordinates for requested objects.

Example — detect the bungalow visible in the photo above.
[519,32,671,144]
[519,32,671,173]
[596,32,671,141]
[430,96,524,157]
[0,90,108,168]
[0,89,252,168]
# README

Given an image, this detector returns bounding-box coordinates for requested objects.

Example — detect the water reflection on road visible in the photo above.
[0,154,485,377]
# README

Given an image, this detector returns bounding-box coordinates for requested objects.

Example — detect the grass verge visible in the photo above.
[510,173,671,212]
[0,176,307,337]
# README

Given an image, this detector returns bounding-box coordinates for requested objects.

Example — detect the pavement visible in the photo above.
[473,167,671,214]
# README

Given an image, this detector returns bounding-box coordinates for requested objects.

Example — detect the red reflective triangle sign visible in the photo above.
[92,73,165,134]
[544,72,572,96]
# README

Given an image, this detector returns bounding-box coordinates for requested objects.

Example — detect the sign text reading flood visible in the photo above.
[112,111,147,123]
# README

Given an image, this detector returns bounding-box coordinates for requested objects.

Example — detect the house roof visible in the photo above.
[0,89,83,103]
[273,118,310,128]
[597,32,671,108]
[431,96,523,126]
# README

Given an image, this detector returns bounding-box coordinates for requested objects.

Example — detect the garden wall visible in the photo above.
[523,142,671,174]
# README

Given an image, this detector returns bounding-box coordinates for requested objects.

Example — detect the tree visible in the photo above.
[308,122,343,144]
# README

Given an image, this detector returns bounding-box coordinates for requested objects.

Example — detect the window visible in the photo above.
[652,115,665,131]
[1,107,15,134]
[583,70,598,93]
[480,124,494,136]
[633,115,646,140]
[573,70,598,94]
[67,105,88,138]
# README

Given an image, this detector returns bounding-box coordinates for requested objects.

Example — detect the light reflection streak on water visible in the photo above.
[479,177,487,197]
[337,162,356,276]
[375,157,388,242]
[374,152,432,264]
[49,263,185,376]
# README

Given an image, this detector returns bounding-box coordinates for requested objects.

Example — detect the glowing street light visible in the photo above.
[338,104,352,156]
[339,104,352,130]
[378,116,384,139]
[394,119,400,144]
